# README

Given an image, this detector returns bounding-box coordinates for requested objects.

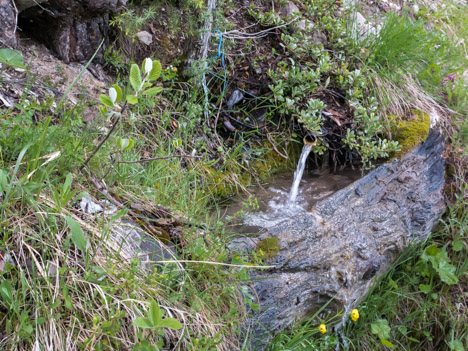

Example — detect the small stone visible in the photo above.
[136,31,153,46]
[80,196,103,214]
[311,31,327,46]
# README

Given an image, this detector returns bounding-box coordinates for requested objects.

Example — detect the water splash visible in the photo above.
[288,144,313,204]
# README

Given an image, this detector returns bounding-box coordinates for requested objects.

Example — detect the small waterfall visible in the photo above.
[288,144,313,204]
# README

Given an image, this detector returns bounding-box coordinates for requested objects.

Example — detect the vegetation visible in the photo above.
[0,0,466,350]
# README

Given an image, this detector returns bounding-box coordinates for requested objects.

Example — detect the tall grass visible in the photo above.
[361,11,467,116]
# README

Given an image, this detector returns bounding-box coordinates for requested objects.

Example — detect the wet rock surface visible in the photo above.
[232,129,446,349]
[18,0,128,63]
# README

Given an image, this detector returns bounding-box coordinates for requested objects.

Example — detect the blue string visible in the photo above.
[202,30,227,120]
[210,29,226,93]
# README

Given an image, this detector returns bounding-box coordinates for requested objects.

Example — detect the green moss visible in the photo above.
[252,140,300,182]
[205,138,299,199]
[390,110,431,158]
[256,237,280,260]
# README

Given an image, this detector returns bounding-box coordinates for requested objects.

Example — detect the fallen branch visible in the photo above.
[117,155,202,164]
[142,260,273,269]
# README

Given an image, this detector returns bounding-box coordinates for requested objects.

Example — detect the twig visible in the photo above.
[80,103,127,171]
[265,128,288,159]
[222,17,300,40]
[10,0,18,36]
[142,260,273,269]
[213,97,224,146]
[117,155,202,164]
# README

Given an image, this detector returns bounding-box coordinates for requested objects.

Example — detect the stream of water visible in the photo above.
[223,147,361,230]
[288,144,313,204]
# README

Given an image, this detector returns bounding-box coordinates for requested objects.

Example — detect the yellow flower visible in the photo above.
[173,67,178,72]
[318,324,327,334]
[350,309,359,322]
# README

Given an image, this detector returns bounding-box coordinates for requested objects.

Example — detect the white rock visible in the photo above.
[429,107,441,127]
[136,31,153,46]
[279,1,306,31]
[351,12,379,41]
[80,196,103,214]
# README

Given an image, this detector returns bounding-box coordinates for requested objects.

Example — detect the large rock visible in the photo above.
[234,129,446,349]
[0,0,17,48]
[19,0,128,63]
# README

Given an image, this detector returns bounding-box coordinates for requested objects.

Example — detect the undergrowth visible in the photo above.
[0,0,466,350]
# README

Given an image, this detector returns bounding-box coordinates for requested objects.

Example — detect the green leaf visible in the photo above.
[424,244,440,257]
[173,138,182,148]
[116,137,134,151]
[158,318,183,330]
[63,173,73,194]
[148,300,161,325]
[451,240,463,252]
[112,84,123,103]
[112,84,123,104]
[129,64,142,92]
[126,95,138,104]
[397,325,407,335]
[0,169,8,192]
[380,338,394,349]
[408,337,420,342]
[418,284,431,294]
[109,87,117,104]
[149,60,162,81]
[436,260,458,285]
[98,105,108,115]
[142,87,163,96]
[65,216,89,253]
[371,319,391,339]
[0,280,13,308]
[100,94,115,108]
[0,48,26,69]
[133,317,153,329]
[448,339,465,351]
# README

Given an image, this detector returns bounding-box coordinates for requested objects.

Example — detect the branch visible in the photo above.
[80,103,127,172]
[117,155,202,164]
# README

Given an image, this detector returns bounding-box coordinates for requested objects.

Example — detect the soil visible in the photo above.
[0,39,109,123]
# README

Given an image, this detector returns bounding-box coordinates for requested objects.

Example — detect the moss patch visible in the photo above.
[390,110,431,158]
[256,237,280,260]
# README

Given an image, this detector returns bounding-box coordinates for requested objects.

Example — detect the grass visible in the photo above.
[0,55,289,350]
[1,0,467,350]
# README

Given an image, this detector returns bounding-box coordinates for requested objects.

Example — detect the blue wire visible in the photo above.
[210,29,226,93]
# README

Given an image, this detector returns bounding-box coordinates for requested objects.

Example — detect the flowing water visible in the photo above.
[288,144,313,204]
[223,155,360,230]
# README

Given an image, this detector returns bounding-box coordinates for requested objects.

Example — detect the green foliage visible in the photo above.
[51,172,87,211]
[417,244,459,285]
[256,237,280,260]
[371,319,394,349]
[133,300,183,331]
[109,7,157,39]
[0,48,26,69]
[65,216,90,255]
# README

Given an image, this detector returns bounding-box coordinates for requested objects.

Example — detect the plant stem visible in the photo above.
[80,103,128,171]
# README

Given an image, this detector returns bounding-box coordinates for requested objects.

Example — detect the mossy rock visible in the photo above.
[390,110,431,158]
[256,237,280,260]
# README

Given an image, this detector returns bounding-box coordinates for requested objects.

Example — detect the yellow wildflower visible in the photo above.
[350,309,359,322]
[318,324,327,334]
